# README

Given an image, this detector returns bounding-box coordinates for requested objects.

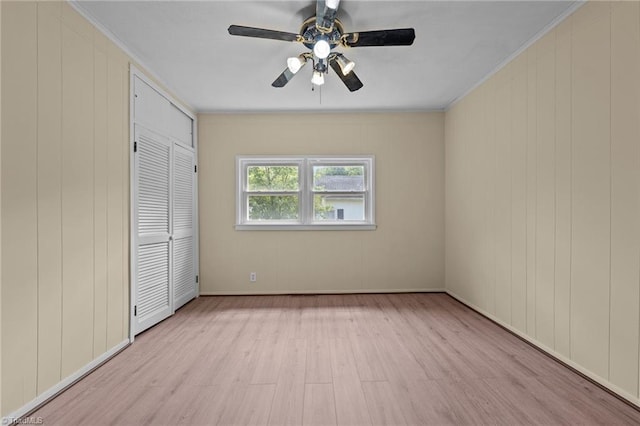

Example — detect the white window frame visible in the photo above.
[236,155,376,230]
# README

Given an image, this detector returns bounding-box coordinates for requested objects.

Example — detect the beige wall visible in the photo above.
[445,1,640,402]
[1,1,130,415]
[199,113,444,294]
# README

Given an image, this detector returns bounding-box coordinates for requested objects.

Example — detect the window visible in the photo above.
[236,156,375,230]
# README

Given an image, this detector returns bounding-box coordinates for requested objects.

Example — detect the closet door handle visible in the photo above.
[169,235,173,241]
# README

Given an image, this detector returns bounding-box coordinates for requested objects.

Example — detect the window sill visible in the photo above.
[235,224,377,231]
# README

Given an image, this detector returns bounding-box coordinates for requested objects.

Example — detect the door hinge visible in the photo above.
[196,275,199,284]
[194,165,197,173]
[134,305,137,316]
[134,141,137,153]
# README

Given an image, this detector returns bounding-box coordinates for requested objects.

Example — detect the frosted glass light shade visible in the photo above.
[311,70,325,86]
[313,39,331,59]
[336,55,355,75]
[287,56,305,74]
[326,0,340,10]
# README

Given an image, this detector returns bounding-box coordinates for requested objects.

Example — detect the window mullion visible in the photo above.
[246,191,299,195]
[300,159,305,224]
[302,159,310,225]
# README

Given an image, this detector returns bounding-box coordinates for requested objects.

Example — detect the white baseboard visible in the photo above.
[199,288,446,296]
[2,339,130,425]
[445,290,640,410]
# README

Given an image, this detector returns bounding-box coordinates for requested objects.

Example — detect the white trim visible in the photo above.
[67,1,195,114]
[445,0,585,111]
[129,66,136,342]
[129,65,195,123]
[200,288,446,296]
[193,111,200,299]
[197,107,447,115]
[446,290,640,410]
[1,340,130,425]
[235,224,376,231]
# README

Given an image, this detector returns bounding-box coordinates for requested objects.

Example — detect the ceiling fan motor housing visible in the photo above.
[301,17,344,51]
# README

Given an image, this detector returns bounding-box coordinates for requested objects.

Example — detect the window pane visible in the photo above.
[314,194,365,221]
[247,165,299,191]
[248,195,299,220]
[313,166,364,192]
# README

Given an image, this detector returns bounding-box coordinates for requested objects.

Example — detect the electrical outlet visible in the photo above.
[250,272,257,282]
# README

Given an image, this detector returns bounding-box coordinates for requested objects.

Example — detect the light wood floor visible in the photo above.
[34,293,640,425]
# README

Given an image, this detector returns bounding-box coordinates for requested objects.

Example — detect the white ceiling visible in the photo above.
[73,0,580,112]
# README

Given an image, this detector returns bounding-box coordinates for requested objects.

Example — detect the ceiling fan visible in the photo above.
[228,0,415,92]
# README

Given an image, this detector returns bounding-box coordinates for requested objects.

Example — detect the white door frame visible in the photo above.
[129,65,199,342]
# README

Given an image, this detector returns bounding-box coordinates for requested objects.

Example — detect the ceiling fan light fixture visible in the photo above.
[287,55,307,74]
[336,54,355,75]
[228,3,416,92]
[326,0,340,10]
[313,39,331,59]
[311,70,325,86]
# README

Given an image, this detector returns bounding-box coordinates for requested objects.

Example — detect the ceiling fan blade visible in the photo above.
[343,28,415,47]
[228,25,301,42]
[329,58,363,92]
[316,0,340,33]
[272,68,297,88]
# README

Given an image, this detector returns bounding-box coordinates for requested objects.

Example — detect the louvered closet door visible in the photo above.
[173,143,196,309]
[134,126,173,334]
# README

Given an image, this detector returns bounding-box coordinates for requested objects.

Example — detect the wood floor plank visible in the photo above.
[267,338,307,426]
[190,336,257,387]
[137,384,213,426]
[329,338,373,426]
[297,296,320,339]
[315,295,335,340]
[362,381,408,425]
[364,295,431,384]
[302,383,337,426]
[326,296,352,339]
[305,339,333,384]
[349,337,388,382]
[186,385,230,426]
[30,294,640,426]
[217,384,275,426]
[251,336,287,385]
[394,380,460,425]
[484,375,594,425]
[346,297,388,382]
[533,373,640,424]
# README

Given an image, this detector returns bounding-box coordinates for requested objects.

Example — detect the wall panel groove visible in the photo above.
[36,2,63,395]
